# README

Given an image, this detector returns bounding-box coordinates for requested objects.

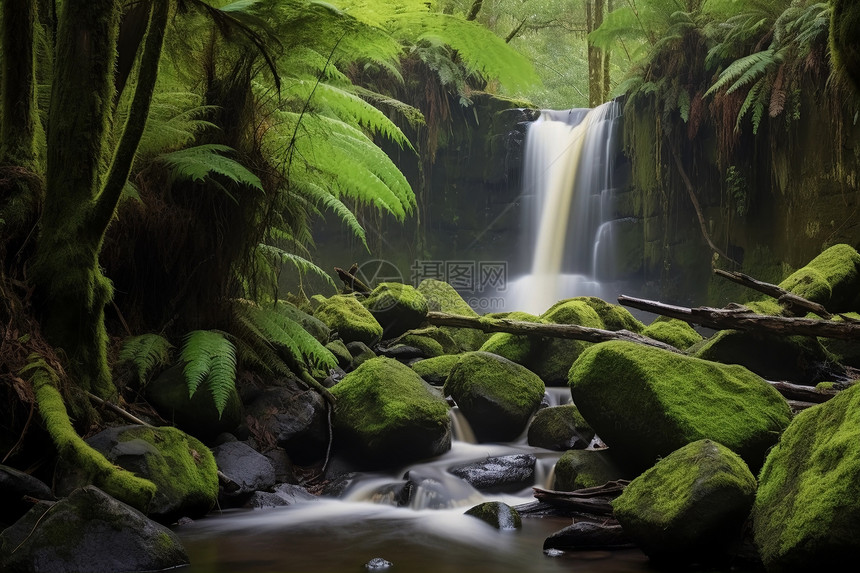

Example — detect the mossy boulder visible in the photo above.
[0,486,188,573]
[411,354,461,386]
[694,330,834,383]
[417,279,489,351]
[778,243,860,312]
[530,300,604,386]
[144,363,243,441]
[443,351,545,442]
[464,501,522,529]
[569,341,792,473]
[397,326,459,355]
[276,300,331,344]
[545,296,645,333]
[363,282,429,338]
[478,311,544,365]
[612,439,757,564]
[313,294,383,346]
[346,340,377,369]
[642,317,703,350]
[325,339,352,368]
[527,403,595,451]
[330,357,451,467]
[751,382,860,572]
[552,449,629,491]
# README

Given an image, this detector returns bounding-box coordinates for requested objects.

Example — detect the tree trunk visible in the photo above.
[586,0,605,107]
[1,0,38,168]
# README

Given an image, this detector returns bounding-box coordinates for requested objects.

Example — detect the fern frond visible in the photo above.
[180,330,237,416]
[255,243,337,289]
[705,49,780,96]
[293,179,368,248]
[158,144,264,199]
[118,334,173,385]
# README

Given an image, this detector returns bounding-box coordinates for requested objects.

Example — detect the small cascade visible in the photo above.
[449,407,477,444]
[506,100,631,315]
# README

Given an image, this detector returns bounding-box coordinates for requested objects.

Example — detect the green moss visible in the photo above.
[642,318,703,350]
[444,351,544,442]
[325,339,352,368]
[478,311,543,365]
[416,279,488,351]
[569,341,792,472]
[553,449,627,491]
[530,300,604,385]
[778,244,860,311]
[612,439,757,562]
[330,357,451,465]
[546,297,645,333]
[363,282,429,337]
[411,354,461,385]
[313,294,383,346]
[819,312,860,367]
[752,383,860,571]
[527,403,594,451]
[464,501,522,529]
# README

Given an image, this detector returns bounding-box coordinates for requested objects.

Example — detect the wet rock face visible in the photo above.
[444,351,544,442]
[449,454,536,493]
[0,485,188,573]
[212,441,276,505]
[543,521,632,551]
[526,403,594,451]
[0,464,54,528]
[244,386,328,463]
[464,501,522,530]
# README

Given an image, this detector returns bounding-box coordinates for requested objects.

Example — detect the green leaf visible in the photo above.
[118,334,172,385]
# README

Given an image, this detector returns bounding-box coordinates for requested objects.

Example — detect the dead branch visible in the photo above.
[425,311,683,353]
[618,295,860,340]
[713,269,832,318]
[530,480,631,516]
[334,266,371,294]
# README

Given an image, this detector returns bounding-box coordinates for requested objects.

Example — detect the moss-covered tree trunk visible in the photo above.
[586,0,605,107]
[0,0,38,168]
[29,0,170,399]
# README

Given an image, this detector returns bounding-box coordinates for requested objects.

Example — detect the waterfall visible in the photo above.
[507,100,628,315]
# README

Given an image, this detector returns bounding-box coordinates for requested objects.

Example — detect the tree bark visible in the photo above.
[617,295,860,340]
[586,0,605,107]
[425,311,682,352]
[1,0,38,168]
[713,268,832,318]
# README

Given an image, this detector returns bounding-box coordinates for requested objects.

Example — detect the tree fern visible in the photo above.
[157,144,264,201]
[180,330,237,417]
[118,333,173,385]
[255,243,337,289]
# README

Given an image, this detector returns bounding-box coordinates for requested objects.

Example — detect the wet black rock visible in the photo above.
[543,521,633,551]
[448,454,536,492]
[365,557,393,570]
[244,386,329,463]
[243,484,317,509]
[0,486,188,573]
[0,464,54,527]
[212,441,276,504]
[464,501,522,529]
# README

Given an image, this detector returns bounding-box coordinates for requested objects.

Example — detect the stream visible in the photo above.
[174,389,654,572]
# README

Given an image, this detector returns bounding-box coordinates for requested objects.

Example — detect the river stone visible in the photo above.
[330,357,451,468]
[569,341,792,473]
[313,294,383,346]
[144,363,243,441]
[346,340,377,369]
[325,339,353,369]
[399,468,482,510]
[530,300,604,386]
[552,449,628,491]
[244,386,328,463]
[543,521,633,551]
[0,485,188,573]
[464,501,522,529]
[365,557,393,571]
[411,354,460,386]
[0,464,54,527]
[544,296,645,333]
[444,351,545,442]
[55,425,218,524]
[243,484,317,509]
[778,243,860,311]
[363,282,429,338]
[417,279,489,351]
[478,311,545,365]
[212,441,276,503]
[527,403,595,451]
[612,439,757,564]
[752,382,860,572]
[449,454,536,492]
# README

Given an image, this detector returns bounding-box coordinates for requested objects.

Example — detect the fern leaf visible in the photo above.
[256,243,337,289]
[293,179,368,248]
[118,334,172,385]
[158,144,264,197]
[180,330,237,417]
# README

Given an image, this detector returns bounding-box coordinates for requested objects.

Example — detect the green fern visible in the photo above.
[158,144,264,201]
[118,334,173,385]
[180,330,237,417]
[255,243,337,289]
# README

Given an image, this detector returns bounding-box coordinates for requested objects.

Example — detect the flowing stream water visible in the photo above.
[505,101,633,315]
[175,389,652,572]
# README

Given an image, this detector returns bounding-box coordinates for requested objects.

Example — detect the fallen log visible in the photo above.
[334,265,371,294]
[527,481,631,516]
[425,311,682,353]
[617,295,860,341]
[713,269,832,319]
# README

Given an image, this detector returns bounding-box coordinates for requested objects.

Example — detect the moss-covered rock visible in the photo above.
[752,382,860,572]
[417,279,489,351]
[642,317,703,350]
[527,403,595,451]
[778,243,860,312]
[552,449,629,491]
[276,300,331,344]
[330,357,451,467]
[569,341,792,473]
[693,330,834,383]
[530,300,604,385]
[444,351,544,442]
[464,501,522,529]
[612,439,757,564]
[144,363,243,441]
[325,339,352,369]
[0,486,188,573]
[346,340,377,370]
[363,282,429,338]
[545,296,645,333]
[313,294,383,346]
[399,326,460,355]
[478,311,544,365]
[411,354,461,386]
[56,425,218,524]
[392,334,444,358]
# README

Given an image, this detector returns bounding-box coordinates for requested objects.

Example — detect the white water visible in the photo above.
[507,101,626,315]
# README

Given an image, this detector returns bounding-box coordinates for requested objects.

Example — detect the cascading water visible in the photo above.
[506,100,630,315]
